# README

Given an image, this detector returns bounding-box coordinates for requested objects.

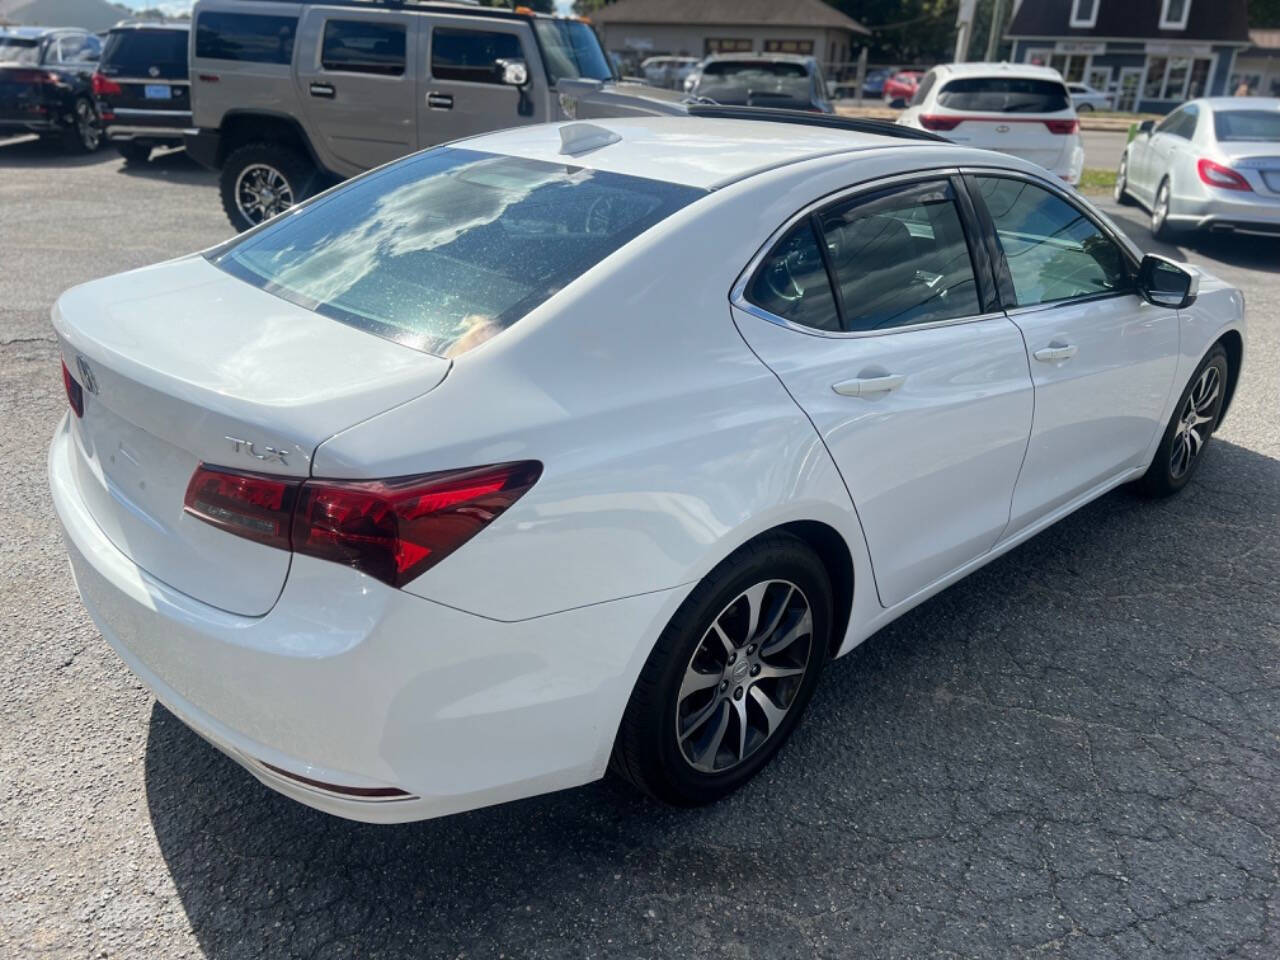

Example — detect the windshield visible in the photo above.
[701,60,808,81]
[1213,109,1280,142]
[212,148,704,357]
[533,19,612,84]
[937,77,1070,113]
[101,29,188,78]
[0,37,40,65]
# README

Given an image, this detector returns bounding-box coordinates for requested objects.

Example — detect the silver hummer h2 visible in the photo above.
[185,0,685,230]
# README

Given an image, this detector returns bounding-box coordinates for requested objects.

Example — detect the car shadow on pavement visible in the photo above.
[0,134,117,169]
[115,147,219,188]
[142,437,1280,958]
[1105,204,1280,274]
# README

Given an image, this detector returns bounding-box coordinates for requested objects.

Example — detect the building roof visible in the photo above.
[590,0,869,36]
[1245,29,1280,55]
[462,116,932,189]
[1007,0,1250,45]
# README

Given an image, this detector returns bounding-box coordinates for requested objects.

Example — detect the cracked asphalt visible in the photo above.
[1,134,1277,960]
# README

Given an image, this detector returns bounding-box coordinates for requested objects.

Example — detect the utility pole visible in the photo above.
[954,0,977,63]
[985,0,1010,62]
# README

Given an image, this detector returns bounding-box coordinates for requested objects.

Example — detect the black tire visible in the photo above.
[115,141,152,165]
[610,532,833,806]
[1114,155,1136,206]
[219,142,317,232]
[1151,177,1181,242]
[1077,102,1094,112]
[62,97,102,154]
[1136,344,1229,498]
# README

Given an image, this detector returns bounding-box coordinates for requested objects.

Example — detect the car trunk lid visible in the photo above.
[1214,145,1280,198]
[930,114,1072,172]
[53,256,450,615]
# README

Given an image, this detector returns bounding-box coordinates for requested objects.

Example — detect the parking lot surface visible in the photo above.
[1,135,1277,959]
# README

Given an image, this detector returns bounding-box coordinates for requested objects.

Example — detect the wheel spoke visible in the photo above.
[694,701,731,768]
[680,695,723,743]
[1187,427,1204,455]
[748,685,788,738]
[761,608,811,658]
[755,661,804,682]
[709,621,735,658]
[679,668,720,702]
[756,584,793,642]
[731,694,749,762]
[740,581,770,642]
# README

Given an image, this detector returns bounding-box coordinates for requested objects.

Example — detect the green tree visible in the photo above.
[1250,0,1280,27]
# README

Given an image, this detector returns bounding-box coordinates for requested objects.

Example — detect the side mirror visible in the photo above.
[1137,119,1155,136]
[495,58,529,88]
[1138,253,1198,309]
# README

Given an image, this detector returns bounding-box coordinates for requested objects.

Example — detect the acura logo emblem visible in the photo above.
[75,355,98,395]
[995,124,1010,134]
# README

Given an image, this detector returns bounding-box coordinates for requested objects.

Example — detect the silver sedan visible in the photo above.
[1114,97,1280,241]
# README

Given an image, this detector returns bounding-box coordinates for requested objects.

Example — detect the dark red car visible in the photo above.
[883,70,923,106]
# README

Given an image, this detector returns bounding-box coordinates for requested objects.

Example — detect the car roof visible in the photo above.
[1196,96,1280,111]
[704,52,812,64]
[109,21,191,32]
[934,61,1065,82]
[460,116,945,190]
[1,25,71,38]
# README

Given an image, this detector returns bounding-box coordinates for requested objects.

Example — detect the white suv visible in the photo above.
[898,62,1084,185]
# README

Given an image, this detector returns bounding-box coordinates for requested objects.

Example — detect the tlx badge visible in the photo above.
[225,436,289,465]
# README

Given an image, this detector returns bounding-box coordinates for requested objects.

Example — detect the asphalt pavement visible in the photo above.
[1,134,1277,959]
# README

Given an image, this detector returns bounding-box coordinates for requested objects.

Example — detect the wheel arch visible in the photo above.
[216,110,322,171]
[773,519,855,659]
[1215,328,1244,426]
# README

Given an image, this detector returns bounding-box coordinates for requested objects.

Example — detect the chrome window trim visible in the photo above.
[104,77,191,86]
[111,108,193,118]
[729,166,1004,341]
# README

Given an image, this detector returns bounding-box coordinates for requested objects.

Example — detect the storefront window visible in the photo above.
[763,39,814,55]
[705,38,752,54]
[1186,57,1212,98]
[1144,56,1168,99]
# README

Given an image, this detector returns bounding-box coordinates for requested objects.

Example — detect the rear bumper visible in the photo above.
[106,125,187,143]
[104,109,191,143]
[1168,193,1280,235]
[49,415,675,823]
[182,127,220,170]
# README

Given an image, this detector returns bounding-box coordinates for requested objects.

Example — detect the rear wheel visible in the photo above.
[1077,102,1094,112]
[1151,178,1181,242]
[62,97,101,154]
[219,142,316,232]
[1114,155,1136,206]
[1136,345,1229,497]
[610,533,832,806]
[115,141,152,165]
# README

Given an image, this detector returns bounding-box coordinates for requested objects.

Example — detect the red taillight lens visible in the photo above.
[9,69,57,84]
[182,461,541,587]
[91,72,122,96]
[1045,118,1080,135]
[183,465,300,550]
[919,114,962,132]
[292,462,542,587]
[1197,158,1252,192]
[61,360,84,418]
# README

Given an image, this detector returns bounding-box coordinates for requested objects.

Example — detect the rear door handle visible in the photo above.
[309,82,335,99]
[426,91,454,110]
[1033,343,1078,363]
[832,374,906,398]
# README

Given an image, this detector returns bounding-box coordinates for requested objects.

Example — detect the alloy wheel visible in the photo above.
[1170,363,1221,479]
[1152,182,1170,234]
[1113,159,1127,202]
[234,163,295,225]
[76,100,100,151]
[675,579,813,774]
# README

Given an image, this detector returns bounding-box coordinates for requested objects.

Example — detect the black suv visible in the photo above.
[92,22,191,164]
[0,26,103,153]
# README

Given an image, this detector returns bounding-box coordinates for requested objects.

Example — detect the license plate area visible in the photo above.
[1263,171,1280,193]
[144,84,171,100]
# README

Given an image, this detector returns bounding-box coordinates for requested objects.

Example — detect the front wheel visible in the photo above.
[610,533,832,806]
[1136,345,1229,497]
[219,142,316,232]
[1114,155,1136,205]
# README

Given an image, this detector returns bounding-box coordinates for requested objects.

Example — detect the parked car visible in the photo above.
[186,0,619,230]
[898,62,1084,185]
[689,54,833,113]
[1066,81,1111,111]
[92,21,190,164]
[51,112,1244,822]
[0,26,102,152]
[862,67,891,99]
[1116,97,1280,240]
[640,55,698,90]
[882,70,922,106]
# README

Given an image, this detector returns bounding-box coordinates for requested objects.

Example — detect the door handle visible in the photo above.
[426,91,454,110]
[1033,343,1078,363]
[832,374,906,398]
[309,82,335,99]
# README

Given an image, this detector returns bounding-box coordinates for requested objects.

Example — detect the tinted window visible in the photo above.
[431,28,522,84]
[533,19,612,84]
[212,148,704,357]
[910,69,937,106]
[1214,109,1280,142]
[195,13,296,65]
[701,60,808,79]
[820,181,981,332]
[101,29,188,78]
[322,20,404,76]
[747,222,839,332]
[0,37,40,66]
[59,34,98,63]
[937,77,1070,113]
[975,177,1129,306]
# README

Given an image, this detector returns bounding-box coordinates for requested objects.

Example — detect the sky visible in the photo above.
[113,0,578,11]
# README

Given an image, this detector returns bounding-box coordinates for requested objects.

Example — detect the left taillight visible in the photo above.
[183,461,542,588]
[61,360,83,417]
[1044,118,1080,135]
[919,114,962,132]
[1197,158,1252,192]
[91,72,122,96]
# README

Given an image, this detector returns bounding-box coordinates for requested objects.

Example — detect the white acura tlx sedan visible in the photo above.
[50,115,1245,823]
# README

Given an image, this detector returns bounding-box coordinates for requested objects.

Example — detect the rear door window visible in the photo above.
[321,20,405,76]
[937,77,1070,113]
[210,148,705,357]
[0,37,40,66]
[195,12,297,65]
[101,29,188,78]
[430,28,523,84]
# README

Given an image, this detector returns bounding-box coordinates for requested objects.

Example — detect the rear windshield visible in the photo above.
[533,19,612,84]
[101,29,188,78]
[212,148,704,357]
[1213,109,1280,142]
[702,60,808,80]
[937,77,1070,113]
[0,37,40,65]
